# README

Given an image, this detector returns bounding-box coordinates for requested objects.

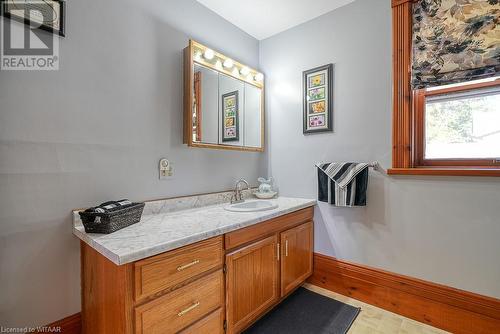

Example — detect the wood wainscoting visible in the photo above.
[308,253,500,334]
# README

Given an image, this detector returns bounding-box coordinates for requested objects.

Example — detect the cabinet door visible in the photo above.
[280,221,313,296]
[225,235,279,333]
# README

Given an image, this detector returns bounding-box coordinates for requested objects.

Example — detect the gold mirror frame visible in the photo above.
[183,40,265,152]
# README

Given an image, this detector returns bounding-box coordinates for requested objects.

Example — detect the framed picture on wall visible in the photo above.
[1,0,66,37]
[222,90,239,142]
[303,63,333,134]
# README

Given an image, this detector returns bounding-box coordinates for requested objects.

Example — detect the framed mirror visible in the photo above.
[183,40,265,152]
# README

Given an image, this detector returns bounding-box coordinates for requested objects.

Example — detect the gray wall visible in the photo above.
[0,0,265,327]
[260,0,500,299]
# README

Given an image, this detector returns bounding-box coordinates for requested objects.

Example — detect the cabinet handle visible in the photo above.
[277,243,280,261]
[177,259,200,271]
[177,301,200,317]
[285,240,289,257]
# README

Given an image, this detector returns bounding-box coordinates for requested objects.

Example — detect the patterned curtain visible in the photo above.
[412,0,500,89]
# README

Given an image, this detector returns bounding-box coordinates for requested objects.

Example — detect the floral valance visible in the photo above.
[412,0,500,89]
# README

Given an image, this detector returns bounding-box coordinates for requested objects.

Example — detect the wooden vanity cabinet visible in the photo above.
[81,206,314,334]
[280,221,313,296]
[81,236,225,334]
[225,235,280,333]
[224,207,314,333]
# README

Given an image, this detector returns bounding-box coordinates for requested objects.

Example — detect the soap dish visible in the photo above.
[254,191,277,199]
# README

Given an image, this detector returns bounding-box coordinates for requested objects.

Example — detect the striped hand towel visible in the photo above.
[316,162,370,207]
[85,199,133,213]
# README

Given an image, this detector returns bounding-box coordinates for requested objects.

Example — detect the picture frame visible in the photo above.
[1,0,66,37]
[303,63,333,134]
[221,90,239,142]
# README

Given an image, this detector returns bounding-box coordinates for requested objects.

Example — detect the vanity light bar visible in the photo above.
[190,40,264,88]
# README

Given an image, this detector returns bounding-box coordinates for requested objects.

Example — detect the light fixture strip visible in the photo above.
[191,40,264,87]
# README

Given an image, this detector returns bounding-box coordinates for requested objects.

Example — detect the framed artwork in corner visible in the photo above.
[1,0,66,37]
[222,90,239,142]
[303,63,333,134]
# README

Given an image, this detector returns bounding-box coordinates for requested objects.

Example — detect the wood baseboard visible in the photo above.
[37,313,81,334]
[308,253,500,334]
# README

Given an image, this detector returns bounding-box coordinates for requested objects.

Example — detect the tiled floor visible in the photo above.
[303,283,450,334]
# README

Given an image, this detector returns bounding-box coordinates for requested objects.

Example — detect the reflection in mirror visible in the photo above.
[219,74,244,146]
[191,63,262,148]
[244,84,262,148]
[193,64,218,144]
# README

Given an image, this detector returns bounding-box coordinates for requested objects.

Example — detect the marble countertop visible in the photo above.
[73,196,316,265]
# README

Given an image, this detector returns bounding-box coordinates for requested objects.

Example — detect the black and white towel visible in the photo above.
[316,162,370,207]
[85,199,133,213]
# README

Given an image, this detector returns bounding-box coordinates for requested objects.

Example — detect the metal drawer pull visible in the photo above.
[277,243,280,261]
[177,259,200,271]
[177,301,200,317]
[285,240,289,257]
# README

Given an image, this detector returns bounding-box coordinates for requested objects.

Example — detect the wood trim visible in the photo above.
[183,43,194,145]
[423,79,500,97]
[37,313,81,334]
[391,0,413,168]
[418,160,500,168]
[391,0,417,7]
[387,167,500,176]
[188,141,264,152]
[413,88,425,166]
[194,71,202,142]
[308,253,500,334]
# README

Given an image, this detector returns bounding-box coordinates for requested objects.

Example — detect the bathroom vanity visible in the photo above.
[74,193,315,333]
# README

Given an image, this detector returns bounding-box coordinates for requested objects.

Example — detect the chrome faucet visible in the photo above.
[231,179,250,204]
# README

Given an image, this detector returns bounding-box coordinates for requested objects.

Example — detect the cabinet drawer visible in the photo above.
[135,270,224,334]
[225,207,313,250]
[134,236,223,301]
[180,308,224,334]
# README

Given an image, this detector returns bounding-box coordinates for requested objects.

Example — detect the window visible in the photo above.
[414,78,500,167]
[389,0,500,176]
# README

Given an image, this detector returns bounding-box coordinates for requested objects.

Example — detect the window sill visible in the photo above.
[387,168,500,177]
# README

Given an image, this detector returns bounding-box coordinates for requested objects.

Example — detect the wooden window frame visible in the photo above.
[414,80,500,168]
[388,0,500,177]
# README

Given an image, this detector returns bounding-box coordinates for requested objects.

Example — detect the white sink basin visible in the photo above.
[225,200,278,212]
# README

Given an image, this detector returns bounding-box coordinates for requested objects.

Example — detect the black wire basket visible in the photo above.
[79,202,145,234]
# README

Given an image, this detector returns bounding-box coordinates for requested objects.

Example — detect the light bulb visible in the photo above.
[223,59,234,69]
[232,68,240,77]
[240,67,250,76]
[194,51,202,62]
[215,60,223,70]
[204,49,214,60]
[254,73,264,82]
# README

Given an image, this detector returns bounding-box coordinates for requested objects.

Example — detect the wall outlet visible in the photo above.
[159,158,173,180]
